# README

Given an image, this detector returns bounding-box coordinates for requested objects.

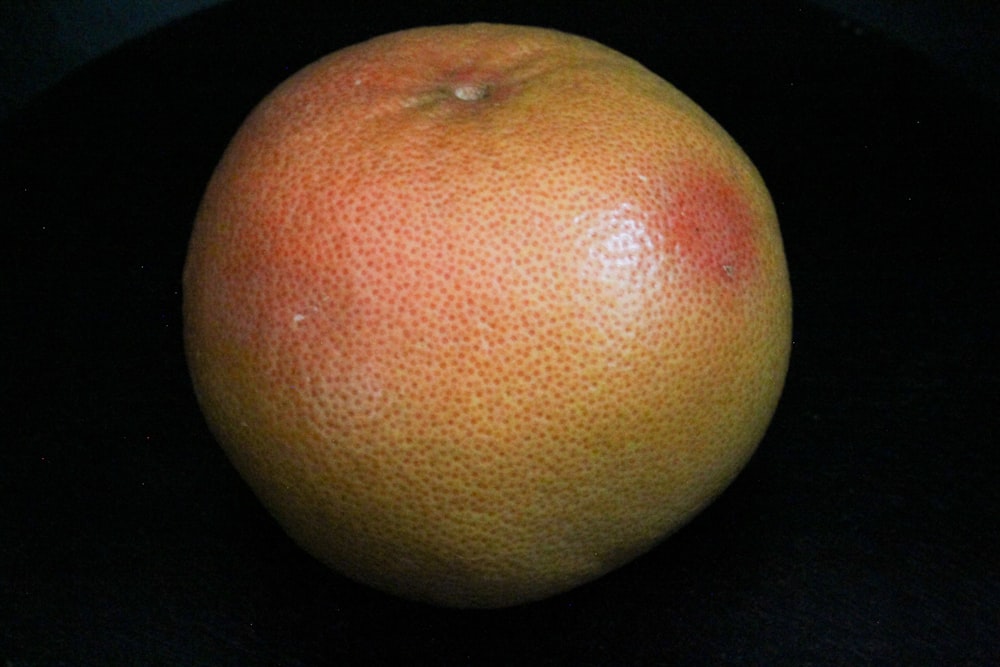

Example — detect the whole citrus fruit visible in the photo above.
[183,23,792,608]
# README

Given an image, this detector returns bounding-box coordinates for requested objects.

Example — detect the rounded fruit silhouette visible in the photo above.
[183,23,792,608]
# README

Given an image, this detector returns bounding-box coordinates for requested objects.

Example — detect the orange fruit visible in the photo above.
[183,23,792,608]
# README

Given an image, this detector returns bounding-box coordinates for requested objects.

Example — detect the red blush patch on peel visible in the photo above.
[660,164,761,291]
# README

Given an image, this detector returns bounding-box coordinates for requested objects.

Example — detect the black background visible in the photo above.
[2,1,998,664]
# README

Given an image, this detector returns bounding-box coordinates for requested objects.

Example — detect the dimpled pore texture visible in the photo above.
[183,23,792,608]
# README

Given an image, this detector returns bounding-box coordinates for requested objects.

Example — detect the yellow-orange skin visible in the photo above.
[184,23,792,608]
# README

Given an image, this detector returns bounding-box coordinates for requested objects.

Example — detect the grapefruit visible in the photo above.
[183,23,792,608]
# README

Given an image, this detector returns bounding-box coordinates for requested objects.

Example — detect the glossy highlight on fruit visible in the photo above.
[183,23,792,608]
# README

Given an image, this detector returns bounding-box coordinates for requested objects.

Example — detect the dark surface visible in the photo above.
[2,1,997,664]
